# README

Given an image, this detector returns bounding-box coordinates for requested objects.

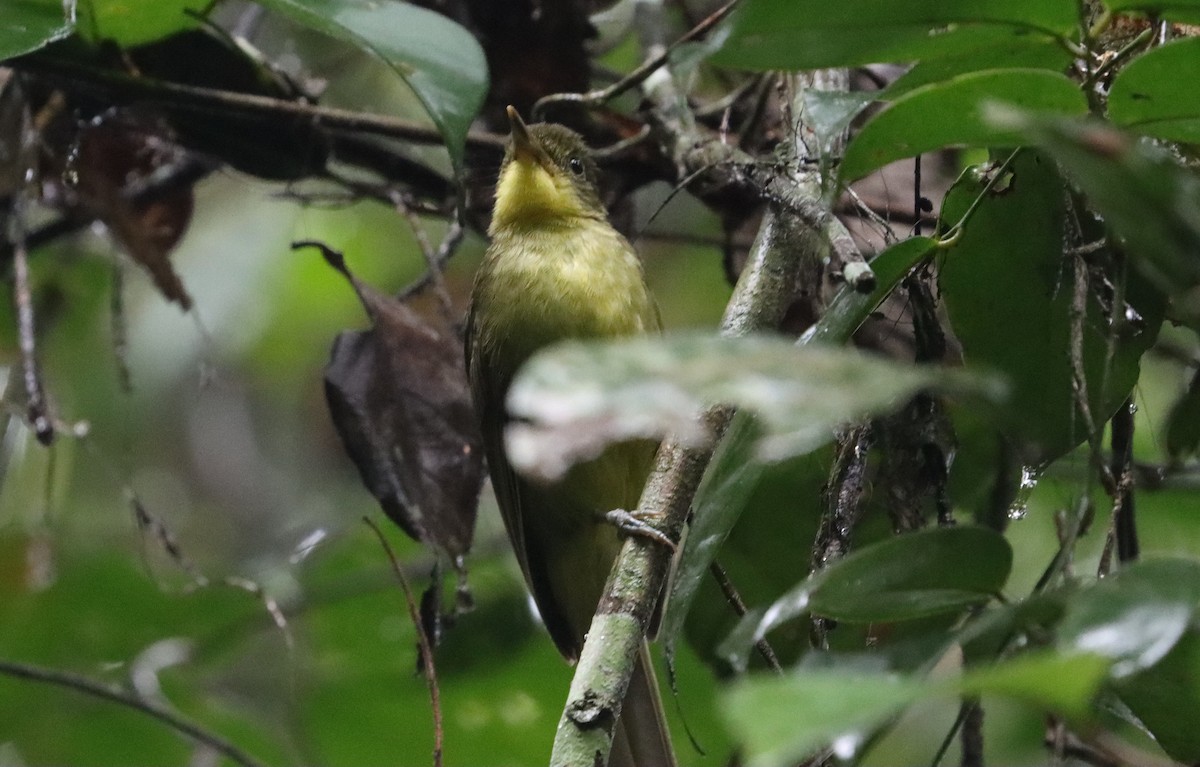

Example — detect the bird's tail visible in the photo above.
[611,641,677,767]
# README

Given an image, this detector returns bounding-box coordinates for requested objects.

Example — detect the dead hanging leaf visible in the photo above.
[309,242,484,561]
[70,108,195,310]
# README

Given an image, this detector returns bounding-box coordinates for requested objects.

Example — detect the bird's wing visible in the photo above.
[465,303,582,659]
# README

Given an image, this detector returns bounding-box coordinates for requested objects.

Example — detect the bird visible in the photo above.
[466,106,675,767]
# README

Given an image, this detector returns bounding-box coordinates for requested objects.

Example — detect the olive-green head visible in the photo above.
[490,106,605,233]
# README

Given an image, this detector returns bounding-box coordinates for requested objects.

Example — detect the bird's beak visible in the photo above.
[507,106,550,169]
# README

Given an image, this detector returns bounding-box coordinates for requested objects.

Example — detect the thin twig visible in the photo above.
[389,192,455,321]
[532,0,740,119]
[398,219,466,304]
[0,658,269,767]
[708,561,782,672]
[364,517,444,767]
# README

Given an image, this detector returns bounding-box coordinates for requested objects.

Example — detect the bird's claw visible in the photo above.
[605,509,676,552]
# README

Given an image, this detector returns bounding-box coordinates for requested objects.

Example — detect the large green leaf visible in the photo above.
[713,0,1077,71]
[78,0,206,45]
[986,110,1200,317]
[1109,37,1200,144]
[255,0,487,170]
[841,70,1087,181]
[504,333,1002,479]
[0,0,72,59]
[938,151,1162,463]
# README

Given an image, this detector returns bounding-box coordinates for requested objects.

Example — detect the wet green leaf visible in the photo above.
[842,70,1087,182]
[1109,37,1200,144]
[505,333,1003,479]
[0,0,72,58]
[255,0,487,170]
[713,0,1077,71]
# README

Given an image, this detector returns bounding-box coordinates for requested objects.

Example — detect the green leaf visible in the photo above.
[1058,558,1200,676]
[841,70,1088,182]
[0,0,72,58]
[78,0,206,46]
[660,412,766,648]
[722,649,1104,766]
[937,150,1163,462]
[1166,369,1200,460]
[960,651,1111,721]
[1116,629,1200,763]
[1104,0,1200,23]
[986,109,1200,310]
[1109,37,1200,144]
[713,0,1077,71]
[719,528,1011,665]
[802,236,937,346]
[723,670,924,767]
[505,333,1003,479]
[255,0,487,170]
[886,36,1073,98]
[808,527,1012,622]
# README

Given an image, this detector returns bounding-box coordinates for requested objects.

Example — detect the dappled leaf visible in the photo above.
[505,333,1003,480]
[713,0,1077,71]
[70,109,195,310]
[841,69,1087,182]
[938,151,1163,463]
[255,0,487,170]
[318,246,484,560]
[1109,36,1200,145]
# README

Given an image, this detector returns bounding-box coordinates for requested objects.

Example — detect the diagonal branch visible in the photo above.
[0,658,270,767]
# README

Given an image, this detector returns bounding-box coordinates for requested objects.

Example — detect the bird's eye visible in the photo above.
[567,157,585,175]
